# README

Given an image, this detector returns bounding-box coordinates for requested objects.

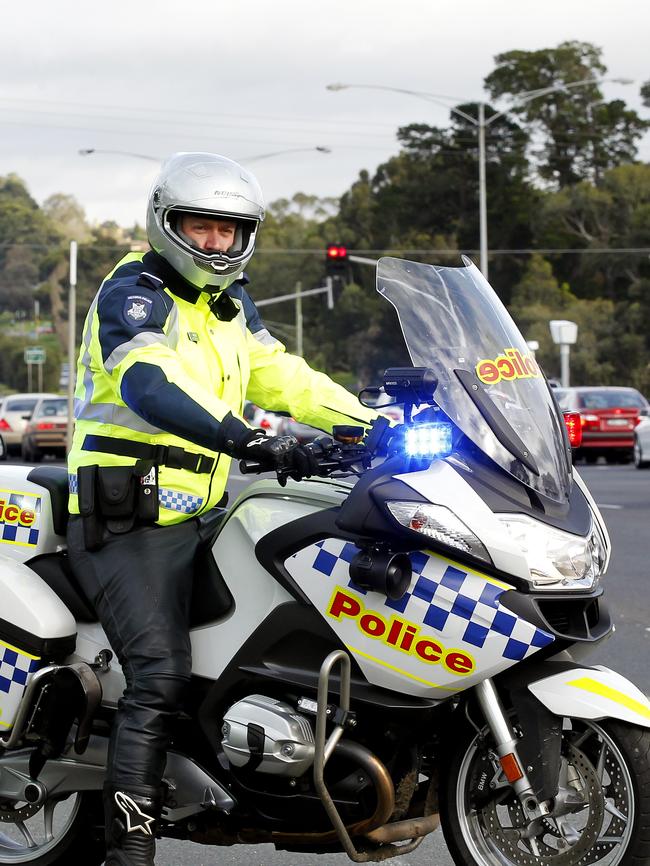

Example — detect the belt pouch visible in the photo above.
[77,465,104,551]
[134,461,159,524]
[96,466,137,534]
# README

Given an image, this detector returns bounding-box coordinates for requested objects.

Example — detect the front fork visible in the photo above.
[474,678,551,821]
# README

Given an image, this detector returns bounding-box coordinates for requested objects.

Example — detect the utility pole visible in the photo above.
[295,281,303,357]
[66,241,77,453]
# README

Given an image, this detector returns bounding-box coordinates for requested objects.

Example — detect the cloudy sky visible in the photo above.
[1,0,648,227]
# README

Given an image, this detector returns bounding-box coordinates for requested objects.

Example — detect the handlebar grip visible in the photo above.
[238,460,266,474]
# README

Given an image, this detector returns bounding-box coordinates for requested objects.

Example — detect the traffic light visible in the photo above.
[325,243,348,277]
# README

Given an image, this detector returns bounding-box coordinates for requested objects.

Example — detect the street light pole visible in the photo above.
[327,78,632,279]
[478,103,488,277]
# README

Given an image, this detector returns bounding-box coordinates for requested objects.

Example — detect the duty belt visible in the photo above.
[82,435,215,474]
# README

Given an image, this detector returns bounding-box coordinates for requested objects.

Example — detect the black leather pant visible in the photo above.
[67,517,200,789]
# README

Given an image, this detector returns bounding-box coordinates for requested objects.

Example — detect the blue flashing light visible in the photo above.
[404,423,453,459]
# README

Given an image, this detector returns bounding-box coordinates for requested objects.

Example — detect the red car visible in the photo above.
[555,386,649,464]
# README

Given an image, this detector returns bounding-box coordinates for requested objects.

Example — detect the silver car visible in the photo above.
[634,413,650,469]
[0,393,58,456]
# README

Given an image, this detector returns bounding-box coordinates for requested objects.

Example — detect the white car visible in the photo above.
[634,413,650,469]
[0,393,59,457]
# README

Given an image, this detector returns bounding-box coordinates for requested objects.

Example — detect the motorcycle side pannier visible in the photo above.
[0,554,76,733]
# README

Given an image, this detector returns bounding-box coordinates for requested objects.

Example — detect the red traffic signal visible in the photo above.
[325,244,349,279]
[326,244,348,261]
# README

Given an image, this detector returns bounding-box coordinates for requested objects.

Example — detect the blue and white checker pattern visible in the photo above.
[0,642,40,730]
[0,491,41,548]
[309,538,554,663]
[68,475,203,515]
[158,488,204,514]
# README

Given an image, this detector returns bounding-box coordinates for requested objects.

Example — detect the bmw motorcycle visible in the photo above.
[0,256,648,866]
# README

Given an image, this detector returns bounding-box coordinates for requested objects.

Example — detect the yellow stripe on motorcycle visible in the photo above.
[568,676,650,721]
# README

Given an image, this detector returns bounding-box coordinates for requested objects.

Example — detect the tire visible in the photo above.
[440,716,650,866]
[634,437,650,469]
[0,790,105,865]
[21,441,42,463]
[584,452,599,465]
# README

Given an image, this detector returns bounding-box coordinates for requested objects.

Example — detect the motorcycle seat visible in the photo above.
[28,465,70,536]
[27,515,234,628]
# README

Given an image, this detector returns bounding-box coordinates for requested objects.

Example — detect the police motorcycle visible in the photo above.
[0,257,649,866]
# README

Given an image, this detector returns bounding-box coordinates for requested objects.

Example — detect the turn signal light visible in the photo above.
[563,412,582,448]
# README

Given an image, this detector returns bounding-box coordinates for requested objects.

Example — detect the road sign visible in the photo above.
[24,346,46,365]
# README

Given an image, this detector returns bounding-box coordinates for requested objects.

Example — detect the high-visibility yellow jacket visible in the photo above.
[67,251,377,525]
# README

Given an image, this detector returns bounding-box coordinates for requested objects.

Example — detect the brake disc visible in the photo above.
[0,797,41,823]
[478,743,604,866]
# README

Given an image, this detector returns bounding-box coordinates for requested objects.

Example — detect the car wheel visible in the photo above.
[634,437,650,469]
[21,440,42,463]
[584,452,598,464]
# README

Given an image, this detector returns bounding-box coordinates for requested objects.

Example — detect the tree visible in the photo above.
[642,81,650,107]
[42,193,91,243]
[536,163,650,300]
[335,105,538,301]
[485,41,647,187]
[0,174,63,316]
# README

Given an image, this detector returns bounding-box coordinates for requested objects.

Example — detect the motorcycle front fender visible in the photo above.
[528,665,650,728]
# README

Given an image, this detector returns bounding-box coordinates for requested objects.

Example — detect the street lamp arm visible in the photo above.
[78,148,161,162]
[327,82,478,124]
[238,146,331,163]
[482,76,634,127]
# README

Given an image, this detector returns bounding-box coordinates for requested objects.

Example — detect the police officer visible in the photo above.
[66,152,377,866]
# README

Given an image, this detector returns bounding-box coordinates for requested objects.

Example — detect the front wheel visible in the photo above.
[440,717,650,866]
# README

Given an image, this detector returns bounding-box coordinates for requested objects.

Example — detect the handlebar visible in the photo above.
[238,435,373,482]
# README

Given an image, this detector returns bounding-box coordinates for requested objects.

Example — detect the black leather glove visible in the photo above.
[217,413,320,482]
[239,430,320,482]
[240,430,299,466]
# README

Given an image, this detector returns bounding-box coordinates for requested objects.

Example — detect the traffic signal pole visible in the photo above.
[256,279,334,357]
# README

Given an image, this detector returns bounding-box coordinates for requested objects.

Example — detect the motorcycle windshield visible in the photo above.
[376,256,571,503]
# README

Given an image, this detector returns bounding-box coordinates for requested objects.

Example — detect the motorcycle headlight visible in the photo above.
[386,501,491,565]
[498,513,607,590]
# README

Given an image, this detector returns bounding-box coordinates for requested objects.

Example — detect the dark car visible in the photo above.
[555,386,649,464]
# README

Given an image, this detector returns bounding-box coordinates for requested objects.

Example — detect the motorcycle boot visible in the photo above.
[103,784,163,866]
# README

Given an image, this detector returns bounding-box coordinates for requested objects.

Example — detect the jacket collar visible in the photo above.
[141,253,248,321]
[142,252,202,305]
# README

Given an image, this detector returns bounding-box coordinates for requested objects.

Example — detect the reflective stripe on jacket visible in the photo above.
[67,251,376,525]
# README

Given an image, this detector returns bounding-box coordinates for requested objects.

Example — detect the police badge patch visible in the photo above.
[123,294,154,325]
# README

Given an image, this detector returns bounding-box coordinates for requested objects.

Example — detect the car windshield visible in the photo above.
[5,398,38,412]
[578,390,646,409]
[376,256,571,503]
[36,399,67,417]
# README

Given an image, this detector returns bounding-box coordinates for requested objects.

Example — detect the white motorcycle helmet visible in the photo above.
[146,152,265,292]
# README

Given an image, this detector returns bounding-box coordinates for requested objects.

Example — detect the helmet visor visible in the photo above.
[163,207,258,273]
